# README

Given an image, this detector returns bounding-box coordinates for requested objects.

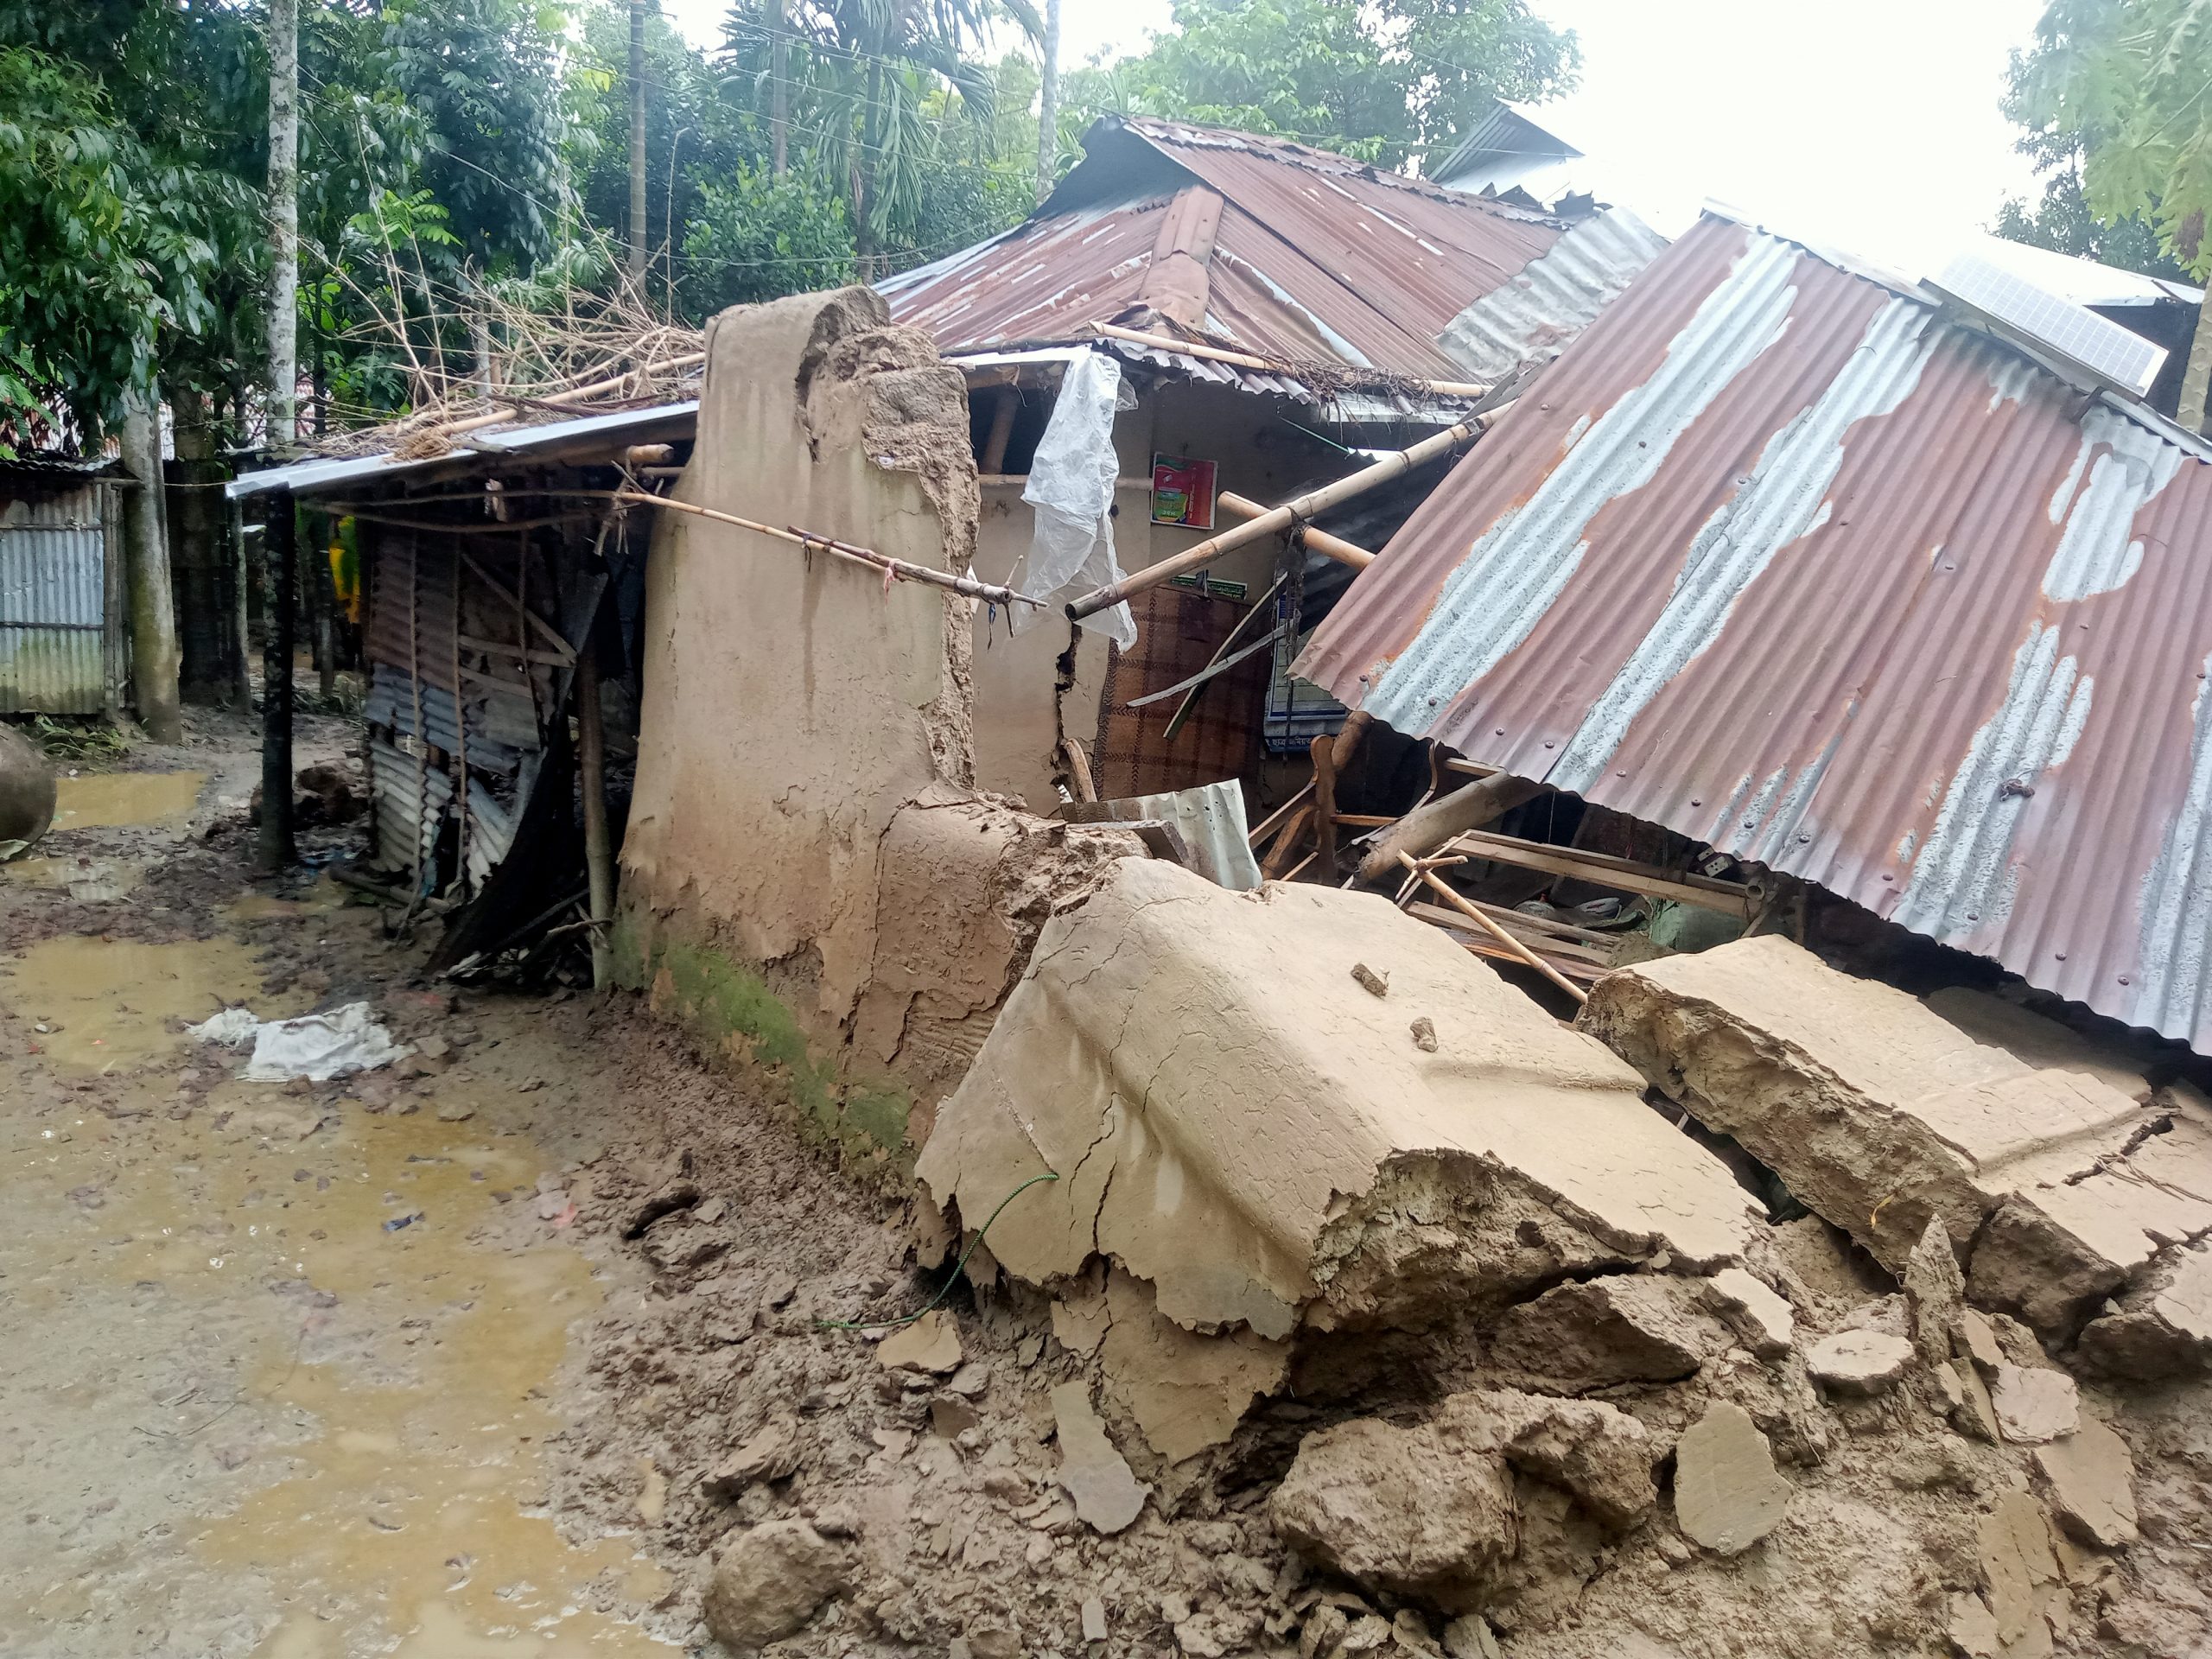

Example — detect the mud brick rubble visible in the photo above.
[563,859,2212,1659]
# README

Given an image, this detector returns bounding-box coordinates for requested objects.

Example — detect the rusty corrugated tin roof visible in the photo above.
[1298,213,2212,1051]
[880,115,1565,384]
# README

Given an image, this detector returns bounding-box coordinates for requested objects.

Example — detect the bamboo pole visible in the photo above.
[1401,852,1587,1006]
[1087,321,1491,400]
[1217,491,1376,568]
[1067,408,1510,620]
[612,490,1041,609]
[406,350,706,446]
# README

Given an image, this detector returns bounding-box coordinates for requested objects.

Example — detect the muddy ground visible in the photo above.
[11,712,2212,1659]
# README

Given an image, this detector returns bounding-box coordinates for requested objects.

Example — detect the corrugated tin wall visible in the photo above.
[362,523,563,899]
[0,484,120,715]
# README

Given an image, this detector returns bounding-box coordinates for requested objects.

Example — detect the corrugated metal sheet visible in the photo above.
[0,486,110,715]
[882,116,1565,385]
[226,400,698,499]
[1429,100,1583,194]
[368,735,455,880]
[1438,207,1671,383]
[1299,213,2212,1052]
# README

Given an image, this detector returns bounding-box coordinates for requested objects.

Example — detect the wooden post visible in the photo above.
[309,509,336,701]
[1311,732,1340,878]
[575,635,616,988]
[1357,772,1549,885]
[257,492,296,874]
[1217,491,1376,568]
[230,496,253,708]
[980,389,1020,475]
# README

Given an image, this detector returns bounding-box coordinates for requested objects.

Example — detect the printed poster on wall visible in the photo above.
[1150,454,1217,531]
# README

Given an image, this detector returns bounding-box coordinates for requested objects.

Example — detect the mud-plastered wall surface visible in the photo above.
[617,286,1140,1165]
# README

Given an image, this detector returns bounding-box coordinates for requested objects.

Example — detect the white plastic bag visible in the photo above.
[190,1001,411,1081]
[1018,352,1137,650]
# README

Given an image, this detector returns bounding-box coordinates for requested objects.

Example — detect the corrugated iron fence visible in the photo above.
[0,479,124,715]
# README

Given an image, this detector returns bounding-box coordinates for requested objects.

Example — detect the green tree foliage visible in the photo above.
[572,2,762,289]
[1108,0,1578,172]
[372,0,570,271]
[1996,15,2191,281]
[721,0,1038,266]
[2010,0,2212,429]
[0,0,1585,448]
[681,167,855,310]
[0,27,252,449]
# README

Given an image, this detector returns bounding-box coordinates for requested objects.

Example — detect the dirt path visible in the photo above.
[0,719,684,1657]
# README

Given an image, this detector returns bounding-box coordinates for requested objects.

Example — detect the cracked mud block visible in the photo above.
[917,859,1759,1452]
[1672,1401,1791,1557]
[2074,1242,2212,1379]
[1485,1275,1725,1391]
[1580,938,2212,1350]
[2033,1417,2138,1549]
[1270,1389,1650,1615]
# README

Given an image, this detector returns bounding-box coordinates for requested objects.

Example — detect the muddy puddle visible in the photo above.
[0,925,674,1656]
[48,769,207,830]
[3,854,144,901]
[3,932,279,1071]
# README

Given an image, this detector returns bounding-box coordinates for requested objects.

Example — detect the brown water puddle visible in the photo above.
[1,933,672,1656]
[3,854,145,900]
[50,769,207,830]
[2,933,279,1071]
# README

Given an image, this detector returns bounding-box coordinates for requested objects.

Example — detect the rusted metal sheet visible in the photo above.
[1438,206,1670,383]
[882,116,1564,385]
[0,484,112,715]
[1299,213,2212,1051]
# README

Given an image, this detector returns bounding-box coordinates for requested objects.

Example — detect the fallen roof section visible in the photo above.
[880,114,1566,386]
[1298,211,2212,1051]
[226,400,698,499]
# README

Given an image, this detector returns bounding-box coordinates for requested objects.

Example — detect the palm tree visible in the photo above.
[728,0,1039,276]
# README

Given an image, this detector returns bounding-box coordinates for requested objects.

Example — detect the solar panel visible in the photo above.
[1933,251,2168,396]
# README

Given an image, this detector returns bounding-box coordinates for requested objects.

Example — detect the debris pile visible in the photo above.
[558,885,2212,1659]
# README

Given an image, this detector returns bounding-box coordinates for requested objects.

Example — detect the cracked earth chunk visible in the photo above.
[2034,1418,2138,1548]
[1580,938,2194,1343]
[1704,1267,1795,1357]
[1991,1363,2080,1445]
[1270,1415,1517,1613]
[1904,1217,1967,1369]
[1464,1389,1656,1529]
[1488,1275,1719,1389]
[702,1519,850,1651]
[2075,1243,2212,1380]
[1806,1330,1914,1395]
[1673,1402,1790,1556]
[1977,1491,2065,1658]
[876,1309,963,1374]
[1096,1268,1288,1463]
[918,860,1758,1349]
[1050,1381,1149,1534]
[704,1413,800,1497]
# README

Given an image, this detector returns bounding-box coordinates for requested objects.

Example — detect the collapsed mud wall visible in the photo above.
[616,287,1139,1161]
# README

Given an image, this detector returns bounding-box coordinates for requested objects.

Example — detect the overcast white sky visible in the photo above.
[658,0,2049,278]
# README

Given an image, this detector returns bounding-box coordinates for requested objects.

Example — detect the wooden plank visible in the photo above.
[1404,901,1616,963]
[1261,804,1314,879]
[1441,830,1755,918]
[1247,779,1315,847]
